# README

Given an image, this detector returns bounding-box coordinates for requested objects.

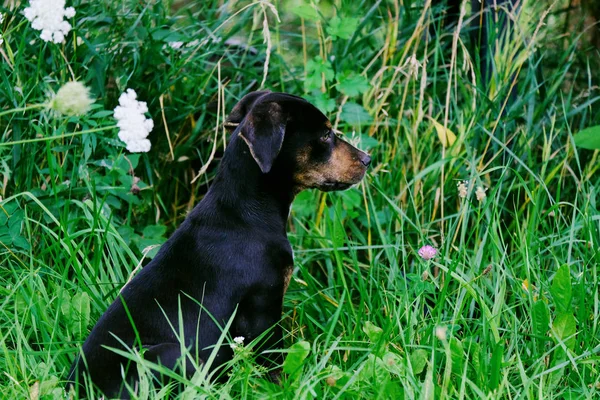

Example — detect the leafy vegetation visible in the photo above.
[1,0,599,398]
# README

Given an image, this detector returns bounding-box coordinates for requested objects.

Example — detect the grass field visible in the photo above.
[1,0,599,398]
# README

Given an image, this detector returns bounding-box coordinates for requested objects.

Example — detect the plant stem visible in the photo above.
[0,125,116,147]
[0,103,47,118]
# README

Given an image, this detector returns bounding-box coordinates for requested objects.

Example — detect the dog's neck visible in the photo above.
[200,133,295,232]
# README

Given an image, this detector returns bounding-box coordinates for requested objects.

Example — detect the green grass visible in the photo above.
[1,0,599,398]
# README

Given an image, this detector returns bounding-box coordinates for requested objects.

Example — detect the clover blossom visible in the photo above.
[418,245,437,260]
[49,81,93,116]
[24,0,76,44]
[114,89,153,153]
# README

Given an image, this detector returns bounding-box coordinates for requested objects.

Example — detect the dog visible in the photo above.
[66,91,371,398]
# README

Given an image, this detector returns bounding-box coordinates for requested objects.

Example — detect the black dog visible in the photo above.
[66,91,371,398]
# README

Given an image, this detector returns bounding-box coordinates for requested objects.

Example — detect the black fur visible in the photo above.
[66,91,370,398]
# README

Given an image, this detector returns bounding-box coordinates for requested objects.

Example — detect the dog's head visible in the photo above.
[227,91,371,192]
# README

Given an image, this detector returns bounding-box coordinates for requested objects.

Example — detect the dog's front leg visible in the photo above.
[234,299,284,382]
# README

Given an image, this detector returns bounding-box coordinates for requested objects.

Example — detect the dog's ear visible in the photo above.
[225,91,271,130]
[238,100,286,174]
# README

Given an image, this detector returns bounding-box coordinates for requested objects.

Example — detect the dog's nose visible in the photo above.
[359,153,371,167]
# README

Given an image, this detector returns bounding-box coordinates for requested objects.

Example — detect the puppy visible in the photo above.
[67,91,371,397]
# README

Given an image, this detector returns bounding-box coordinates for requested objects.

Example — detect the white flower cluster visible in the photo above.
[114,89,153,153]
[230,336,245,350]
[457,180,487,202]
[24,0,75,44]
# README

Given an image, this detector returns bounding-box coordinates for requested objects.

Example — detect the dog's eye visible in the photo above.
[321,130,332,142]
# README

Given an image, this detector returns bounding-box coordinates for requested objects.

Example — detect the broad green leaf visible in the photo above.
[357,354,388,383]
[143,224,167,238]
[12,236,30,250]
[326,16,359,40]
[0,226,12,245]
[449,337,464,375]
[292,191,316,218]
[70,292,91,338]
[532,300,550,338]
[574,125,600,150]
[308,92,336,113]
[489,342,504,391]
[137,238,165,259]
[117,225,135,246]
[291,4,320,21]
[550,264,572,314]
[381,352,404,375]
[429,117,457,147]
[552,312,576,351]
[422,361,434,400]
[363,321,383,343]
[409,349,428,374]
[59,292,71,318]
[305,57,334,91]
[357,134,379,150]
[341,102,372,126]
[337,71,369,97]
[283,340,311,375]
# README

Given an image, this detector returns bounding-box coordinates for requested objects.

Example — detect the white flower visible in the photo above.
[23,0,76,44]
[230,336,245,350]
[114,89,154,153]
[168,41,183,49]
[49,81,93,116]
[475,186,487,202]
[457,180,468,199]
[233,336,245,345]
[435,325,447,341]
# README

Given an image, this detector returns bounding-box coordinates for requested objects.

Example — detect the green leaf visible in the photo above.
[409,349,428,374]
[574,125,600,150]
[305,57,334,92]
[356,134,379,151]
[143,224,167,239]
[292,191,316,218]
[363,321,383,343]
[357,354,388,383]
[12,236,30,250]
[291,4,320,21]
[489,342,504,391]
[449,337,464,375]
[337,71,369,97]
[70,292,91,338]
[283,340,311,375]
[137,238,165,259]
[341,102,372,126]
[308,92,336,114]
[552,312,577,351]
[326,16,359,40]
[550,264,572,314]
[381,352,404,375]
[532,300,550,338]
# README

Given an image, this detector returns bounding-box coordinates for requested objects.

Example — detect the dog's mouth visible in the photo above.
[320,181,356,192]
